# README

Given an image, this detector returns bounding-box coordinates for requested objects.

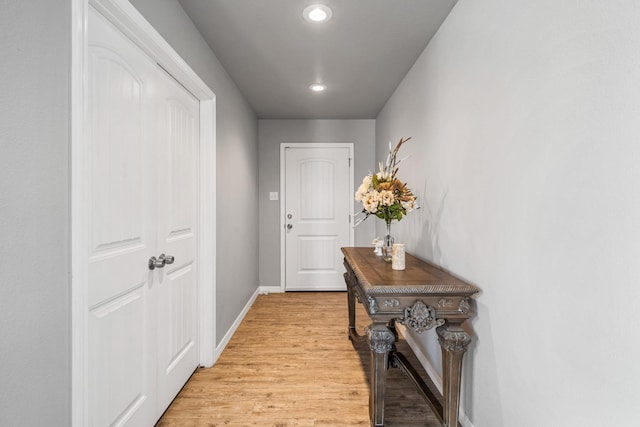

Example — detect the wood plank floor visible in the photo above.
[157,292,442,427]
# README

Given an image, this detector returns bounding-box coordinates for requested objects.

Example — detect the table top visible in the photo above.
[341,247,479,297]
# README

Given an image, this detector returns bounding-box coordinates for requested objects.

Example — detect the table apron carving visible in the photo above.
[401,300,444,333]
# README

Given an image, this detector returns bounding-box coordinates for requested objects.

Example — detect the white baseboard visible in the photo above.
[459,411,475,427]
[212,287,261,364]
[258,286,283,294]
[397,324,475,427]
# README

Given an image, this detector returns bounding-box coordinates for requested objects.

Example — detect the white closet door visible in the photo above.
[154,68,199,412]
[87,8,157,426]
[87,7,199,426]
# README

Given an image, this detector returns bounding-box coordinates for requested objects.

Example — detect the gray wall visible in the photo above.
[131,0,260,345]
[376,1,640,425]
[0,1,71,425]
[258,120,375,288]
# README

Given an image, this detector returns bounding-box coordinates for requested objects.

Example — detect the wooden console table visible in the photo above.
[341,247,479,427]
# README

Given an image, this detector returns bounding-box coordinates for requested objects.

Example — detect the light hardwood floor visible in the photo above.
[157,292,442,426]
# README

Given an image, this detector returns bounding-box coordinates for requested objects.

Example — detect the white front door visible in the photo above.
[283,145,353,291]
[87,8,198,426]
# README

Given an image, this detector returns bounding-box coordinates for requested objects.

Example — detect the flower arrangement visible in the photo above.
[355,137,417,227]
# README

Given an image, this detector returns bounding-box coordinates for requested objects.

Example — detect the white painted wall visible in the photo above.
[258,120,376,288]
[376,1,640,425]
[0,2,71,425]
[130,0,259,344]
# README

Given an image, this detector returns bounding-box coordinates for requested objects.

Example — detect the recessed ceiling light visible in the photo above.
[309,83,327,92]
[303,4,333,24]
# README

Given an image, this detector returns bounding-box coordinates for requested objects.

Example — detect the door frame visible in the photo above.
[279,143,355,292]
[71,1,217,425]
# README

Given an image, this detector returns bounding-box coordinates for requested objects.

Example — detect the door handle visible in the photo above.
[286,224,293,230]
[148,253,175,270]
[159,253,175,265]
[148,256,164,270]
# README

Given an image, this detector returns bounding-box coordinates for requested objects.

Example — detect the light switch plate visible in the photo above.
[269,192,279,201]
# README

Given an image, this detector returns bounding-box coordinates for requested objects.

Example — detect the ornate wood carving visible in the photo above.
[459,297,471,314]
[402,300,444,333]
[384,298,400,308]
[438,298,453,308]
[367,296,379,314]
[436,325,471,353]
[365,326,395,354]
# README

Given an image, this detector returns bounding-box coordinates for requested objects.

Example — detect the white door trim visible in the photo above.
[71,1,217,425]
[279,143,355,292]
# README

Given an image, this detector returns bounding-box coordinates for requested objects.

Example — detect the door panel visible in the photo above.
[87,33,153,309]
[284,147,351,290]
[88,286,152,426]
[155,72,199,411]
[88,8,157,426]
[88,52,146,256]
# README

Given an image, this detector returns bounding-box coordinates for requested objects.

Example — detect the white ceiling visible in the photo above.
[178,0,457,119]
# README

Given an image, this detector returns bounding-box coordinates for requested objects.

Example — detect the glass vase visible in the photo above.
[383,222,394,263]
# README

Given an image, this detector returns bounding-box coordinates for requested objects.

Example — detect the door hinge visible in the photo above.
[349,157,352,167]
[349,214,351,224]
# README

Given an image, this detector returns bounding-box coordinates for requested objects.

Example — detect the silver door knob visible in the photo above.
[148,256,164,270]
[159,253,175,265]
[286,223,293,230]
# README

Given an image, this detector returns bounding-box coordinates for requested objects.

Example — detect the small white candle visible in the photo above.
[392,243,405,270]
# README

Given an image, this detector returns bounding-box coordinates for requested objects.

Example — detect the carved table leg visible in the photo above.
[366,323,396,427]
[436,323,471,427]
[347,285,365,341]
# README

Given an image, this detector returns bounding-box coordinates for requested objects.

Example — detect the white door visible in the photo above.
[284,145,353,291]
[87,8,198,426]
[154,69,199,411]
[88,9,157,426]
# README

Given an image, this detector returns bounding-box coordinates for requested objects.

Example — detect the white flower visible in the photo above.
[355,175,372,201]
[362,191,380,213]
[401,199,415,212]
[380,190,395,206]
